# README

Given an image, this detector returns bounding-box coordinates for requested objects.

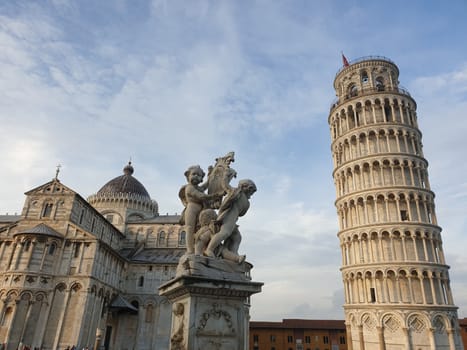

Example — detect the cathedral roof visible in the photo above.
[127,214,180,224]
[119,248,185,263]
[109,294,138,313]
[0,215,21,223]
[97,162,150,198]
[15,223,63,238]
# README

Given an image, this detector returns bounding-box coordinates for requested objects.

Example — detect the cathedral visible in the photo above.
[0,162,185,350]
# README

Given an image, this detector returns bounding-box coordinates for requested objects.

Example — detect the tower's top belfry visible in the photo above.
[334,55,399,91]
[330,56,416,119]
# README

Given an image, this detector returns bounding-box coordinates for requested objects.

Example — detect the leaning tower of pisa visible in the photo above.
[329,56,463,350]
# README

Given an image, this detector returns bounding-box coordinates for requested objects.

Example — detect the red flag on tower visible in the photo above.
[342,53,349,67]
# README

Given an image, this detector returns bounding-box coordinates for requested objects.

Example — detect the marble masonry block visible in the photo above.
[159,255,262,350]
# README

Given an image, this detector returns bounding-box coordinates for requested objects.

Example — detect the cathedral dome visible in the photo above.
[97,162,150,198]
[88,161,159,225]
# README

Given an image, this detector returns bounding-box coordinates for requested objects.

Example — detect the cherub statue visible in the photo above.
[170,303,185,350]
[204,179,257,258]
[194,209,245,263]
[179,165,220,254]
[194,209,218,256]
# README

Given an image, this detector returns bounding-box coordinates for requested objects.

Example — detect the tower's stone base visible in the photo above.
[159,255,263,350]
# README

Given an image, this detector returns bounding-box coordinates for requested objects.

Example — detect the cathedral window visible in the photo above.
[101,300,108,318]
[158,231,166,246]
[79,209,85,224]
[48,242,56,255]
[74,242,81,257]
[0,307,13,326]
[24,239,31,252]
[138,276,144,287]
[42,203,53,218]
[145,304,154,323]
[179,231,186,246]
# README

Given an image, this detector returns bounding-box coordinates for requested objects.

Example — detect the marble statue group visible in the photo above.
[179,152,256,263]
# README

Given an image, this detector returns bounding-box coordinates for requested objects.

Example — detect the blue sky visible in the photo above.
[1,0,467,321]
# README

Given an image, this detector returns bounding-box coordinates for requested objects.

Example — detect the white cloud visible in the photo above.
[412,64,467,97]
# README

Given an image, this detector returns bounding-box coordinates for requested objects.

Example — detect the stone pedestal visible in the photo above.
[159,255,263,350]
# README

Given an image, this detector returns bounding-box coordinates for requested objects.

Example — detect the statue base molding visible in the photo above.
[159,255,263,350]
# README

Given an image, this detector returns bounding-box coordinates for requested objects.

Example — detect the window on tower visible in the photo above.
[361,70,369,83]
[349,84,358,97]
[401,210,409,221]
[375,77,385,91]
[370,288,376,303]
[384,104,392,122]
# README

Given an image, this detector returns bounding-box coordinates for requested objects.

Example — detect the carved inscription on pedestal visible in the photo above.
[195,303,237,350]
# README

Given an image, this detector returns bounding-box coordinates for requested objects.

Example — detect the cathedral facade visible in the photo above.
[0,163,185,350]
[329,56,464,349]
